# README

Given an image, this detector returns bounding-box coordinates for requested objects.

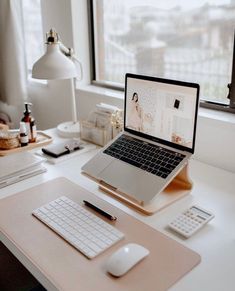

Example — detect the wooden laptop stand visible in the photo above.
[84,163,193,215]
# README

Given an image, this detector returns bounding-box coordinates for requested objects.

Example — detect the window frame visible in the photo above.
[22,0,44,74]
[88,0,235,114]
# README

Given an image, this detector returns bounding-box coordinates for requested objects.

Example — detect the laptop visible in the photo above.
[82,73,199,204]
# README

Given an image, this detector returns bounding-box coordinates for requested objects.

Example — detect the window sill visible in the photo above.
[78,84,124,100]
[77,84,235,125]
[199,107,235,125]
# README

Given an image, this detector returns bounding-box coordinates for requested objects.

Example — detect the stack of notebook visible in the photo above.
[0,152,46,188]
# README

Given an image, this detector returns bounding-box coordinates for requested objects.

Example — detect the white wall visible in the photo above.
[1,0,235,173]
[28,0,91,129]
[28,80,74,129]
[17,0,235,173]
[28,0,75,128]
[194,110,235,172]
[0,0,79,129]
[77,87,235,173]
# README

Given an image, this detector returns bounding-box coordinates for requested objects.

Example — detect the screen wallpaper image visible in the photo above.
[125,77,198,149]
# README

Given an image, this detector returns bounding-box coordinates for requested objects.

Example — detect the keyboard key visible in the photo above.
[120,156,142,168]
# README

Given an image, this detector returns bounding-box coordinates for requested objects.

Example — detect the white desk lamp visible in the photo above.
[32,29,82,137]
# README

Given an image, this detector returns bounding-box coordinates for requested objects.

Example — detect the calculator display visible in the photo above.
[191,206,211,219]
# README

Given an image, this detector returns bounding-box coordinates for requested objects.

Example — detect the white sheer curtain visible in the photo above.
[0,0,28,106]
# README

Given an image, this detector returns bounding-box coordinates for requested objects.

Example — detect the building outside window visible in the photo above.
[92,0,235,108]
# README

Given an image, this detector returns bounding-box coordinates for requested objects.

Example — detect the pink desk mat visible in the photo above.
[0,177,201,291]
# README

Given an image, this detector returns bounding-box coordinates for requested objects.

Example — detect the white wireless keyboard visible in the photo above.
[32,196,124,259]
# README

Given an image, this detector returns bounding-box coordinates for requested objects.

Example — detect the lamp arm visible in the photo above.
[59,43,83,81]
[59,42,72,56]
[71,56,83,81]
[70,78,77,123]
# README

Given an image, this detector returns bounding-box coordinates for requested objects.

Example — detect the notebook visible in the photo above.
[0,151,46,188]
[82,73,199,204]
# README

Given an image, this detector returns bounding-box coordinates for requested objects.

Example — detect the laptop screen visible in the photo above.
[124,74,199,153]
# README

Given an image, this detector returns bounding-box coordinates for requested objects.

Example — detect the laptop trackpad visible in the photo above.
[99,160,164,203]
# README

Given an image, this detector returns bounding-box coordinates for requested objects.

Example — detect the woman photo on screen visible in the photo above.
[128,92,143,131]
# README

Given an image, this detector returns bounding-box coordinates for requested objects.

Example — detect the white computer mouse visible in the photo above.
[106,243,149,277]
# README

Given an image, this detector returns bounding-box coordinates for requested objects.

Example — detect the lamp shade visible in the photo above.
[32,43,78,80]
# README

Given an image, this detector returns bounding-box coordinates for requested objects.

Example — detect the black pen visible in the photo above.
[83,200,117,221]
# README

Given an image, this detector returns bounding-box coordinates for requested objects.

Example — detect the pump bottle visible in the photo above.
[21,102,37,143]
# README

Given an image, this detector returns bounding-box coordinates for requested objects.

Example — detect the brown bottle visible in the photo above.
[19,122,29,147]
[21,102,37,143]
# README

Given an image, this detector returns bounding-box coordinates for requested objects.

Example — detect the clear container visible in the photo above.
[80,121,110,146]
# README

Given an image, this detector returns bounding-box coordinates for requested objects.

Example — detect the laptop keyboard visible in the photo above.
[103,134,185,179]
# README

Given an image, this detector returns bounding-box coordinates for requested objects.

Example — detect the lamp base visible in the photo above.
[57,121,80,138]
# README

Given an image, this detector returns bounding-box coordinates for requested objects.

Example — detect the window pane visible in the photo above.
[93,0,234,104]
[22,0,43,71]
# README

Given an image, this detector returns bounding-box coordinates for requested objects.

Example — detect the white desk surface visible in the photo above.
[1,128,235,291]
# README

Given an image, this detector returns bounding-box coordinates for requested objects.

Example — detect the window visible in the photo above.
[91,0,235,111]
[22,0,44,72]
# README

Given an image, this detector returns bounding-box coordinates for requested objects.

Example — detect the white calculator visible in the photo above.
[168,205,214,238]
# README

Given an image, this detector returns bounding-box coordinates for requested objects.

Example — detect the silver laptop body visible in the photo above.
[82,73,199,204]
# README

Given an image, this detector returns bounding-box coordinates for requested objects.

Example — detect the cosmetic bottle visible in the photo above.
[21,102,37,143]
[19,122,29,147]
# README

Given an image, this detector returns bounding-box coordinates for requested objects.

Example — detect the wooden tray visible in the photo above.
[0,131,52,156]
